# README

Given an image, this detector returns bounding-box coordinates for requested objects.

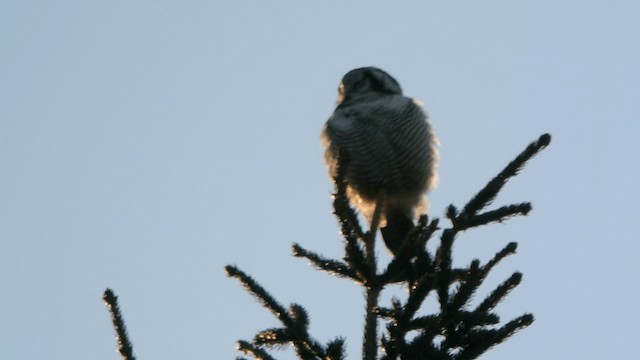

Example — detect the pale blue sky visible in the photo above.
[2,1,639,359]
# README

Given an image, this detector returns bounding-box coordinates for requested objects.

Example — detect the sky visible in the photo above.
[1,1,639,359]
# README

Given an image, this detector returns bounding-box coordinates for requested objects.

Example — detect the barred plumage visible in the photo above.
[321,67,438,252]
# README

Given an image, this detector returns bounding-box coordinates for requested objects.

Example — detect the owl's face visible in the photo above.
[337,67,403,105]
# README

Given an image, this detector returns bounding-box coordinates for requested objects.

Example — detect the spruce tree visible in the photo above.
[103,133,551,360]
[224,133,551,359]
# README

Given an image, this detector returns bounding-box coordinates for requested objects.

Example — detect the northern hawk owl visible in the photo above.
[321,67,438,253]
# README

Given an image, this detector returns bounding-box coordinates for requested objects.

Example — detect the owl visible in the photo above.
[321,67,438,253]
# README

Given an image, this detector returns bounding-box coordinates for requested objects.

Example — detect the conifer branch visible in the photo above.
[343,234,369,284]
[225,266,293,328]
[225,266,332,360]
[461,133,551,218]
[379,216,438,284]
[225,133,551,359]
[475,272,523,313]
[102,288,137,360]
[483,242,518,275]
[325,338,347,360]
[237,340,277,360]
[436,229,455,307]
[497,313,535,340]
[291,243,359,281]
[457,203,532,230]
[363,194,384,360]
[447,260,482,313]
[403,271,437,319]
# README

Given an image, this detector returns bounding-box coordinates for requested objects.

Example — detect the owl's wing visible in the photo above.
[322,105,385,181]
[324,96,431,189]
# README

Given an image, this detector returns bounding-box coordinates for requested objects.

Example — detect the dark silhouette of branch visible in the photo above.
[226,134,550,359]
[292,243,358,281]
[458,133,551,221]
[225,265,340,360]
[103,288,136,360]
[362,195,384,360]
[237,340,278,360]
[99,133,551,360]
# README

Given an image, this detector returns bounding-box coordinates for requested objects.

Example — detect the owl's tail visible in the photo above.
[380,214,414,255]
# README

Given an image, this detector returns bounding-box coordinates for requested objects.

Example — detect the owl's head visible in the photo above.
[337,67,403,105]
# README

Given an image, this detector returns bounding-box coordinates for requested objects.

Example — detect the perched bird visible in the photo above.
[321,67,438,253]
